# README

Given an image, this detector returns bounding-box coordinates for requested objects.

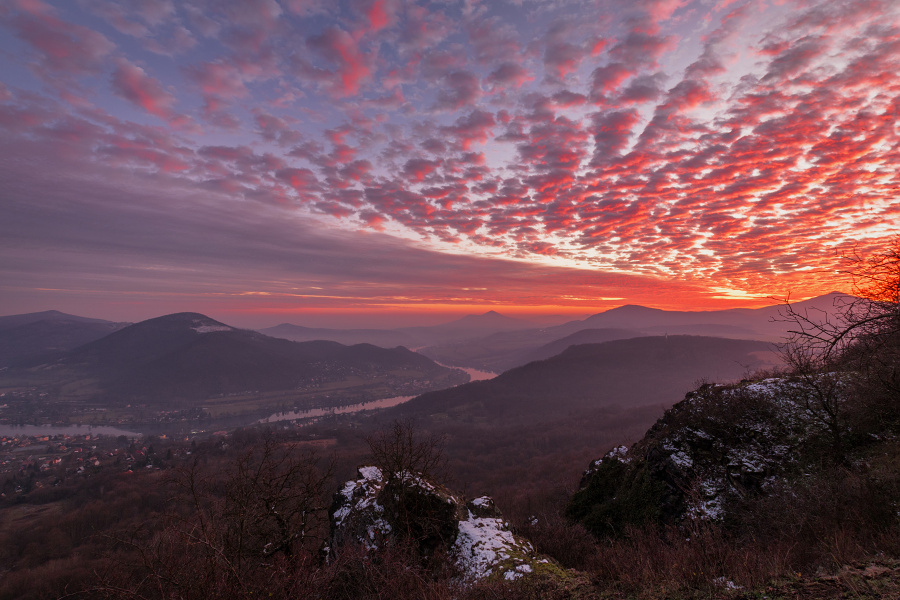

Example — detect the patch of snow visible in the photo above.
[713,576,741,590]
[453,509,533,581]
[606,445,631,463]
[192,325,232,333]
[358,466,383,482]
[669,450,693,470]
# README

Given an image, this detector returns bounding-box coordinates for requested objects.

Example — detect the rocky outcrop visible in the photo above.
[327,466,548,582]
[568,376,845,536]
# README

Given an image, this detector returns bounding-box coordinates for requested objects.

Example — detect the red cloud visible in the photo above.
[307,26,372,96]
[487,62,533,89]
[111,59,178,121]
[440,110,495,150]
[403,158,440,182]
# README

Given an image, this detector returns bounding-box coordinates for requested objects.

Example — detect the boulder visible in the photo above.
[327,466,546,582]
[568,376,842,536]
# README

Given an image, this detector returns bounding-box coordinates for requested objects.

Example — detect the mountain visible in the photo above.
[258,323,419,348]
[394,335,781,424]
[0,310,116,331]
[260,310,535,349]
[439,310,531,331]
[22,312,466,404]
[574,292,853,337]
[415,293,853,371]
[0,310,129,367]
[418,327,642,373]
[516,328,642,365]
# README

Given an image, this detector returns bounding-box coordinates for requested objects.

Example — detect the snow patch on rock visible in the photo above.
[328,467,542,583]
[453,508,534,582]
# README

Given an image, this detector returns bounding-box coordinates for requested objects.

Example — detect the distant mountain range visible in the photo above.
[0,293,849,414]
[1,293,851,376]
[416,292,852,371]
[1,312,465,408]
[258,310,535,348]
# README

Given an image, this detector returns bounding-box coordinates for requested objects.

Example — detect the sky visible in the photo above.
[0,0,898,328]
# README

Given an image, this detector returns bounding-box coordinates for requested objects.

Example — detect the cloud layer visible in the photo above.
[1,0,897,323]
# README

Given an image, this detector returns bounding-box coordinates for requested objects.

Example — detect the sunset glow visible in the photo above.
[1,0,898,327]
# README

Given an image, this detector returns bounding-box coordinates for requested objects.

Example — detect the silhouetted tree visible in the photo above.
[365,419,447,487]
[778,237,900,457]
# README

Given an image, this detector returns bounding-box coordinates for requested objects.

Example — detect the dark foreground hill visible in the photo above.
[394,335,780,424]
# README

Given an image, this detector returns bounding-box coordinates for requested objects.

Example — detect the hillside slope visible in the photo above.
[0,311,128,367]
[9,312,467,405]
[396,336,780,423]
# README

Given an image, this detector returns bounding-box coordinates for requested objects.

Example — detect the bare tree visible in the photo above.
[364,420,455,558]
[777,237,900,459]
[778,237,900,370]
[88,434,334,600]
[224,436,334,561]
[365,419,447,487]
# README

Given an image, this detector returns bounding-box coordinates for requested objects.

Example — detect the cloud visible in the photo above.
[307,26,372,96]
[466,16,521,64]
[433,71,481,111]
[440,109,495,150]
[2,0,897,316]
[111,59,179,121]
[486,61,532,89]
[9,6,114,79]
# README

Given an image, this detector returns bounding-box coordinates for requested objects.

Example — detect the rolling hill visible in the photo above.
[10,312,468,405]
[394,335,781,424]
[0,310,128,367]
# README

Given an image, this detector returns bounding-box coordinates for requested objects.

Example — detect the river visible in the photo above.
[258,363,497,424]
[258,395,417,424]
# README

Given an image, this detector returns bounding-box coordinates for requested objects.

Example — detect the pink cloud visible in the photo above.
[544,41,585,79]
[111,59,178,121]
[403,158,441,182]
[365,0,394,33]
[10,8,114,77]
[466,17,521,64]
[590,108,641,163]
[486,62,532,89]
[433,71,481,111]
[590,62,634,101]
[440,110,495,150]
[307,26,372,96]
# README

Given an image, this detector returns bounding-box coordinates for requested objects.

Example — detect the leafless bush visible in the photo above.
[326,541,458,600]
[365,419,447,485]
[81,434,334,600]
[516,510,598,570]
